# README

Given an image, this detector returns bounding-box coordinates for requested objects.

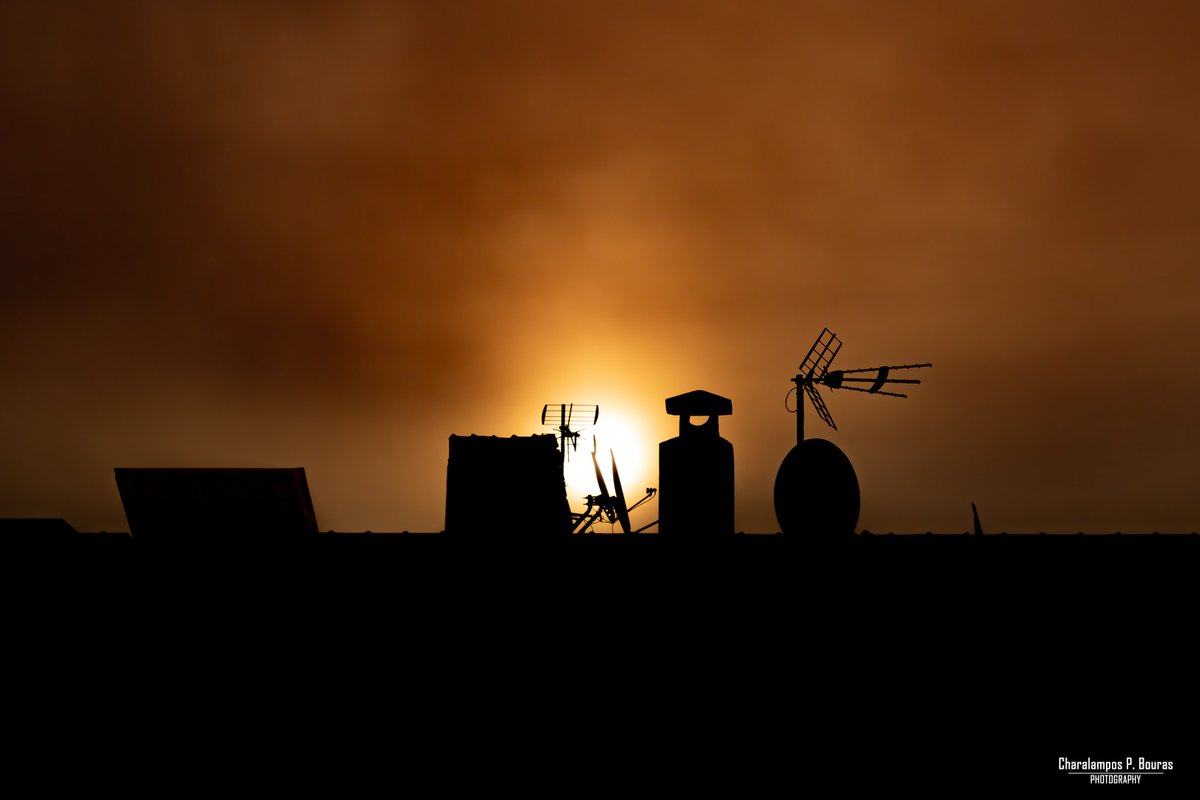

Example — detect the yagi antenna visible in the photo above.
[788,328,931,441]
[541,403,599,471]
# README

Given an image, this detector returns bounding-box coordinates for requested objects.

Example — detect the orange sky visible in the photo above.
[2,1,1199,532]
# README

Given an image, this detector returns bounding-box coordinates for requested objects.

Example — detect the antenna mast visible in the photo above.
[789,328,931,443]
[541,403,599,471]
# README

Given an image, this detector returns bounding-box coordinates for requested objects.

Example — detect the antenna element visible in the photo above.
[541,403,599,470]
[788,328,931,442]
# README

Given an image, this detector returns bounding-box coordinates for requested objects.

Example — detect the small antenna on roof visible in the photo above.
[570,436,655,534]
[787,328,931,442]
[541,403,599,471]
[775,329,932,536]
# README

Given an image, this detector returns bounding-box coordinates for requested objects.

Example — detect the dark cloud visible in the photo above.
[2,1,1199,531]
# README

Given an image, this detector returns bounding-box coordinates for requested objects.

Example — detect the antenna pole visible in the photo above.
[559,403,568,472]
[794,375,804,444]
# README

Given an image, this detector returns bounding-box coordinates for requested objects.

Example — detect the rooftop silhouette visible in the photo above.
[2,332,1196,546]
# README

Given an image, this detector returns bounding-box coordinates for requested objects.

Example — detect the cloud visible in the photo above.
[2,1,1199,531]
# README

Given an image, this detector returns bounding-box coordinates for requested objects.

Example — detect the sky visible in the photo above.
[2,0,1199,533]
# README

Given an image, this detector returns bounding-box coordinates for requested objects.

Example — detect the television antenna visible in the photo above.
[571,436,657,534]
[775,328,931,535]
[541,403,599,471]
[786,328,932,442]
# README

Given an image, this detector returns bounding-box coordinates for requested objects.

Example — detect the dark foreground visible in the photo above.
[4,530,1194,794]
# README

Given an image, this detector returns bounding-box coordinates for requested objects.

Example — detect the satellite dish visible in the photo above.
[539,408,656,535]
[591,436,611,502]
[774,438,859,535]
[610,449,632,535]
[570,435,654,534]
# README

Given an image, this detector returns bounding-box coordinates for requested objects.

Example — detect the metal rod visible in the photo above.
[835,386,908,397]
[836,363,933,374]
[795,375,804,444]
[560,403,567,472]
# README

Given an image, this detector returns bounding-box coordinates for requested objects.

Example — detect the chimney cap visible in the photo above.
[665,390,733,417]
